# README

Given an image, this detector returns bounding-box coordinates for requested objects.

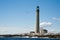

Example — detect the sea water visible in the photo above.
[0,38,60,40]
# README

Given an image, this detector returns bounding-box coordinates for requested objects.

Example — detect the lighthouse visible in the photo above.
[35,6,40,33]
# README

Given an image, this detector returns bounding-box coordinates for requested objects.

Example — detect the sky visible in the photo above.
[0,0,60,34]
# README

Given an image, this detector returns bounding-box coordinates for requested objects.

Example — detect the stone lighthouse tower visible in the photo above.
[35,6,40,33]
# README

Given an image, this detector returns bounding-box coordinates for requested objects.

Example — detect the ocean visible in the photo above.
[0,38,60,40]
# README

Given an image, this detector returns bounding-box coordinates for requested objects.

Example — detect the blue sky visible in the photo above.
[0,0,60,34]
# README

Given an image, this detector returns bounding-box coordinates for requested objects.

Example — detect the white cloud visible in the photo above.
[0,22,52,34]
[52,17,60,21]
[0,27,33,34]
[40,22,52,27]
[48,28,55,32]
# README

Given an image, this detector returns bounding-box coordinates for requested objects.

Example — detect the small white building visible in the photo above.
[40,28,48,35]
